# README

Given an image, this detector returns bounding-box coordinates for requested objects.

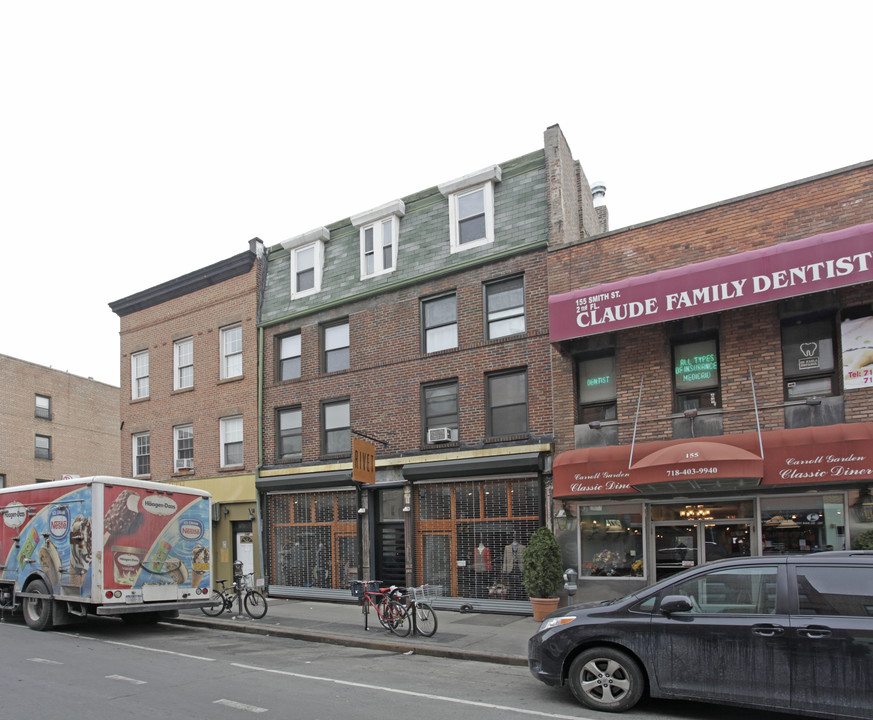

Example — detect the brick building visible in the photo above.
[547,161,873,603]
[109,240,265,584]
[0,354,120,487]
[257,125,601,609]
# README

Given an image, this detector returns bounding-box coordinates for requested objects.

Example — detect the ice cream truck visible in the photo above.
[0,476,213,630]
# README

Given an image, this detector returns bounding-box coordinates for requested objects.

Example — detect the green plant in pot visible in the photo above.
[853,529,873,550]
[523,526,564,621]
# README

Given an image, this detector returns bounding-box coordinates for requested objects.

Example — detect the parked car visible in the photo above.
[528,551,873,718]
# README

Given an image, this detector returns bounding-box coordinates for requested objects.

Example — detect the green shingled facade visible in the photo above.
[260,150,547,327]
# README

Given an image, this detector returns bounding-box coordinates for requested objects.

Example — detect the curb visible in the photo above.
[167,615,528,667]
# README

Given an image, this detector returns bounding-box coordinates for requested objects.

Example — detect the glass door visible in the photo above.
[654,524,698,581]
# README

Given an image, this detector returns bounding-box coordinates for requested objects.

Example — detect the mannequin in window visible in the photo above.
[473,542,492,572]
[502,540,525,573]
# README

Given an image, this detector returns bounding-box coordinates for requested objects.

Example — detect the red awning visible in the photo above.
[630,441,763,486]
[553,423,873,498]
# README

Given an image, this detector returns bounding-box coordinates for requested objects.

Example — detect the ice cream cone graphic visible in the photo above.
[191,544,209,587]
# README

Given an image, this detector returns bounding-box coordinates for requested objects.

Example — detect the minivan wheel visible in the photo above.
[22,579,55,631]
[568,647,644,712]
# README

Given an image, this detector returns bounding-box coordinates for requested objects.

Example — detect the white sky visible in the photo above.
[3,2,872,387]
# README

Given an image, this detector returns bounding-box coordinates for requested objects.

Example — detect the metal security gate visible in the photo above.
[266,489,359,594]
[412,476,541,609]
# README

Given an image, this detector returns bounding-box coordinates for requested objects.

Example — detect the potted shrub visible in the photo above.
[522,526,564,620]
[853,529,873,550]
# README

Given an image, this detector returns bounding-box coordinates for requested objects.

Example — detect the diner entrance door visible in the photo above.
[651,500,754,582]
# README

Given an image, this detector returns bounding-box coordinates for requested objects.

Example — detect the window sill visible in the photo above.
[219,465,245,473]
[276,454,303,464]
[172,386,195,395]
[320,452,351,462]
[484,433,530,444]
[218,375,244,385]
[130,396,150,404]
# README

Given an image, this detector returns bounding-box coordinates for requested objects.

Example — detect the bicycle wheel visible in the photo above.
[376,594,395,629]
[201,590,226,617]
[386,599,411,637]
[244,590,268,619]
[414,602,437,637]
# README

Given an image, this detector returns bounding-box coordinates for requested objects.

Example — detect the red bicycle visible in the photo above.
[350,580,410,636]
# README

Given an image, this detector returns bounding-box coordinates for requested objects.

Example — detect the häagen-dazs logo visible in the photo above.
[141,495,178,517]
[2,501,28,529]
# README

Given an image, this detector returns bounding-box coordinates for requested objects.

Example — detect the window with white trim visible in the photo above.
[174,337,194,390]
[485,275,525,340]
[439,165,500,254]
[131,350,149,400]
[283,227,329,299]
[361,217,397,277]
[174,424,194,471]
[133,432,150,476]
[221,324,243,379]
[278,332,301,381]
[277,407,302,462]
[220,416,244,467]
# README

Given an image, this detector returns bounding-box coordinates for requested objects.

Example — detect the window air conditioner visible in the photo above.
[177,459,193,471]
[427,427,457,443]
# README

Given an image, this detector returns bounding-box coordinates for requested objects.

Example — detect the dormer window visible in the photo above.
[439,165,501,253]
[282,227,330,298]
[350,200,405,279]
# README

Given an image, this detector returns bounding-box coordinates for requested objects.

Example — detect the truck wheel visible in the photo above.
[22,579,55,631]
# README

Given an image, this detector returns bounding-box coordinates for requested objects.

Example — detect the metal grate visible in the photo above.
[413,477,541,601]
[266,489,359,590]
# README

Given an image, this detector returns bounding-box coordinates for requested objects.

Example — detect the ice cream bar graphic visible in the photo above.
[146,540,172,574]
[18,526,40,569]
[103,490,141,546]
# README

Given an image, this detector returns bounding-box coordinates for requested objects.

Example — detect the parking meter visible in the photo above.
[233,560,244,583]
[564,568,578,601]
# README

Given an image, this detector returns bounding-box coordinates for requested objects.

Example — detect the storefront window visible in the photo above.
[672,337,721,411]
[781,316,836,399]
[848,488,873,547]
[577,503,644,578]
[576,354,617,422]
[761,494,846,553]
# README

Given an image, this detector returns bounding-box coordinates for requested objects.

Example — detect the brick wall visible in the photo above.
[261,250,553,465]
[118,268,260,481]
[549,161,873,454]
[0,355,120,486]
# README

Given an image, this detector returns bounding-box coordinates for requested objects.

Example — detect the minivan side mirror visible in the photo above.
[660,595,694,614]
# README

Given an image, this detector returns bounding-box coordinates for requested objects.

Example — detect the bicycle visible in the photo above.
[350,580,410,636]
[404,584,439,637]
[201,572,268,619]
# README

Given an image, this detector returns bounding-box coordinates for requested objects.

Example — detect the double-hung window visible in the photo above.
[486,368,528,437]
[277,407,302,462]
[351,200,404,279]
[423,381,459,443]
[485,275,525,340]
[35,394,51,420]
[322,399,351,456]
[278,333,301,381]
[283,227,329,298]
[174,337,194,390]
[133,432,150,476]
[422,293,458,353]
[35,434,52,460]
[174,424,194,471]
[438,165,501,253]
[131,350,149,400]
[220,416,243,467]
[323,321,350,373]
[221,324,243,379]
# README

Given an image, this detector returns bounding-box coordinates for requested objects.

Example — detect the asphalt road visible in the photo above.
[1,616,801,720]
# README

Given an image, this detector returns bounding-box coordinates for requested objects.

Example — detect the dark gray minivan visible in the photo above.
[528,551,873,718]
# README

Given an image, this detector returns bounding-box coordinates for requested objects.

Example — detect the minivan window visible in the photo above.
[796,565,873,616]
[669,566,778,614]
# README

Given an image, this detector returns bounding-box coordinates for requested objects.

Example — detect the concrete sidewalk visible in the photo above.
[171,596,536,666]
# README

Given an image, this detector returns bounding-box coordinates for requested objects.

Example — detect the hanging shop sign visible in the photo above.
[352,438,376,484]
[549,222,873,342]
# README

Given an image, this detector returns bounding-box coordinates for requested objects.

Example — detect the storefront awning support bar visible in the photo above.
[628,377,644,469]
[748,363,765,460]
[351,429,389,447]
